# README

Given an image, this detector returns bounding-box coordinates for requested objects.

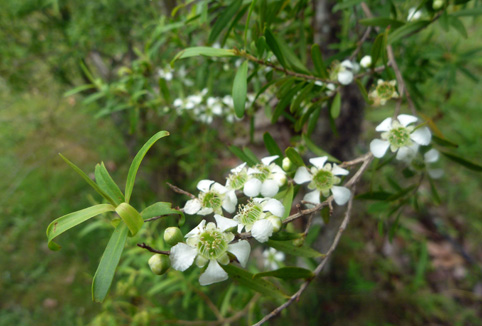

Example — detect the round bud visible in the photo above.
[282,157,293,172]
[164,227,184,246]
[360,55,372,69]
[266,215,282,233]
[292,237,305,247]
[148,254,170,275]
[432,0,444,9]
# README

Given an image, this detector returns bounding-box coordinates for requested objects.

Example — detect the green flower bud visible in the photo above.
[266,215,282,232]
[432,0,444,10]
[164,227,184,246]
[292,237,305,247]
[148,254,170,275]
[282,157,293,172]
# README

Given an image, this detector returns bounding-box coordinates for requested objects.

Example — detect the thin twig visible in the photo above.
[167,182,196,199]
[253,192,355,326]
[349,26,373,61]
[137,243,170,255]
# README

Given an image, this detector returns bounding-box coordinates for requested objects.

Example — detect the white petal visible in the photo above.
[271,165,285,175]
[184,199,201,215]
[197,180,214,192]
[397,114,418,127]
[303,190,321,204]
[222,191,237,214]
[331,164,349,176]
[170,243,197,271]
[246,167,260,175]
[360,55,372,68]
[214,214,238,232]
[231,162,247,173]
[375,117,393,132]
[294,166,312,184]
[261,155,279,165]
[243,178,262,197]
[338,70,353,85]
[410,127,432,145]
[251,219,274,243]
[396,145,417,161]
[263,198,285,217]
[370,139,390,158]
[198,207,214,215]
[185,220,206,238]
[309,156,328,169]
[428,168,444,179]
[211,182,228,195]
[331,186,351,206]
[424,149,440,163]
[228,240,251,267]
[341,60,354,69]
[199,260,228,286]
[261,180,279,197]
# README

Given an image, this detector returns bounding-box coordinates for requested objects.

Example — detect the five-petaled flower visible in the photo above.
[294,156,351,206]
[184,180,237,215]
[169,216,251,286]
[234,198,284,243]
[243,155,287,198]
[370,114,432,160]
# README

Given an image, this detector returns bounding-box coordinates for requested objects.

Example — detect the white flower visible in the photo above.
[184,180,237,215]
[225,162,249,191]
[368,80,399,106]
[360,55,372,68]
[336,60,358,85]
[370,114,432,160]
[158,66,173,81]
[170,217,251,286]
[243,155,287,197]
[263,248,285,270]
[234,198,284,243]
[400,146,444,179]
[407,7,422,21]
[294,156,351,206]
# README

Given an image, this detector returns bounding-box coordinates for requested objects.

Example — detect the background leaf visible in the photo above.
[254,267,314,280]
[232,61,248,118]
[267,240,324,258]
[95,162,125,206]
[115,203,143,236]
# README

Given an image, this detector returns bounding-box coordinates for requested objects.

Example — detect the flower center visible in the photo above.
[388,127,411,148]
[198,230,228,259]
[252,165,271,182]
[227,173,247,190]
[201,191,222,209]
[238,203,263,226]
[313,169,334,191]
[376,82,396,100]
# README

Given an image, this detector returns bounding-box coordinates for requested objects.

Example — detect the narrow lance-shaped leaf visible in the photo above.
[388,20,430,44]
[95,162,125,206]
[285,147,305,167]
[125,130,170,203]
[115,203,143,236]
[141,202,185,226]
[92,222,128,302]
[264,28,287,68]
[441,151,482,172]
[311,44,328,78]
[222,264,288,298]
[228,145,258,166]
[330,92,341,119]
[171,47,235,65]
[59,154,115,205]
[208,0,242,44]
[232,61,248,118]
[267,240,325,258]
[263,132,283,158]
[46,204,116,251]
[273,184,294,220]
[254,267,314,280]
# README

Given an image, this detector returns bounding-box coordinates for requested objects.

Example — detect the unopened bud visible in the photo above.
[148,254,170,275]
[360,55,372,68]
[267,216,282,233]
[282,157,292,172]
[292,237,305,247]
[432,0,444,9]
[164,227,184,246]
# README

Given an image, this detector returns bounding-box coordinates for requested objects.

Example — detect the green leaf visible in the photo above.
[243,147,260,165]
[92,222,128,302]
[222,264,288,298]
[46,204,115,251]
[285,147,304,167]
[355,79,369,103]
[264,28,287,68]
[208,0,242,44]
[59,154,115,205]
[311,44,328,78]
[115,203,143,236]
[267,240,324,258]
[291,82,314,114]
[449,16,468,38]
[272,82,304,123]
[125,131,170,203]
[171,47,235,65]
[432,135,458,148]
[388,20,430,44]
[64,84,96,97]
[441,152,482,172]
[158,78,171,104]
[330,92,341,119]
[228,145,258,166]
[141,202,185,226]
[360,18,405,29]
[302,134,340,163]
[263,132,283,158]
[371,33,385,66]
[95,163,125,206]
[451,7,482,17]
[280,184,294,220]
[232,61,248,118]
[356,191,394,201]
[270,231,302,241]
[254,267,314,280]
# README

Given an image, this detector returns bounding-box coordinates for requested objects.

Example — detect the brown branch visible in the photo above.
[167,182,196,199]
[349,26,373,61]
[137,243,170,255]
[253,192,355,326]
